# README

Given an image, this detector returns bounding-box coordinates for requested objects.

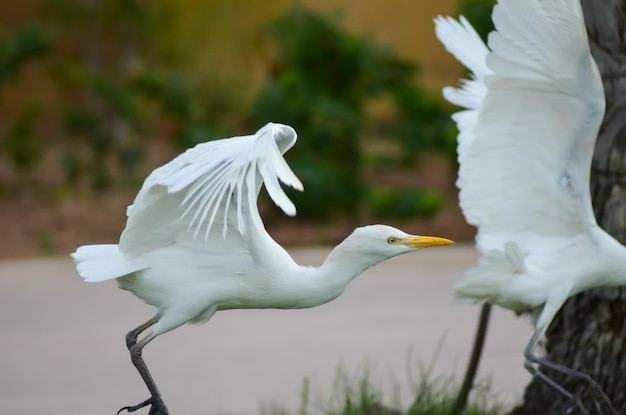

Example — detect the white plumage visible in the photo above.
[72,122,453,415]
[436,0,625,409]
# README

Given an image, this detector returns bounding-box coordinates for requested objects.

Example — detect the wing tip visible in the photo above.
[259,122,298,154]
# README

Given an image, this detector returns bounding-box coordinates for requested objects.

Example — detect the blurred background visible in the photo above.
[0,0,496,258]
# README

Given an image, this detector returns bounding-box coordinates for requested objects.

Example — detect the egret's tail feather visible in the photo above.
[72,244,146,282]
[454,241,526,303]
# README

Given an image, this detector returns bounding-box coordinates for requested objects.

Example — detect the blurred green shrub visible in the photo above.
[369,189,445,220]
[255,6,453,220]
[458,0,496,42]
[37,0,222,191]
[0,1,461,224]
[0,25,51,85]
[130,69,224,149]
[57,66,225,190]
[4,106,45,175]
[42,0,161,190]
[391,87,456,165]
[0,26,50,180]
[58,67,144,190]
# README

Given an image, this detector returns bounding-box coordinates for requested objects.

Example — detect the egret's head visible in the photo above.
[346,224,454,260]
[321,225,454,286]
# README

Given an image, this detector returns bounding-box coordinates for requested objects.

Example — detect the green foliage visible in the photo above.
[406,373,497,415]
[300,366,387,415]
[255,6,452,220]
[45,0,155,190]
[370,189,445,220]
[37,229,58,255]
[0,0,235,195]
[259,8,415,104]
[57,66,223,189]
[391,88,456,165]
[458,0,496,42]
[0,1,456,224]
[4,106,44,174]
[0,25,51,85]
[130,69,224,149]
[0,26,50,180]
[58,69,144,190]
[37,0,221,190]
[266,364,501,415]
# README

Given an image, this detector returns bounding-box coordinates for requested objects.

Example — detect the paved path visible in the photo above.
[0,245,532,415]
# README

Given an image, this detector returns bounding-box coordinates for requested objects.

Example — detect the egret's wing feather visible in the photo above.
[438,0,605,253]
[436,15,490,110]
[119,123,302,259]
[435,15,491,162]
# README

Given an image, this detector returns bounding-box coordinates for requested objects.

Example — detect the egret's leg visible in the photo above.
[118,331,169,415]
[522,359,586,415]
[125,318,157,351]
[452,303,491,415]
[524,330,618,415]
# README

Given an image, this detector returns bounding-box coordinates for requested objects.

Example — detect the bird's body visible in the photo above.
[72,122,453,414]
[437,0,625,411]
[91,224,409,333]
[76,216,431,335]
[457,231,626,328]
[436,0,617,336]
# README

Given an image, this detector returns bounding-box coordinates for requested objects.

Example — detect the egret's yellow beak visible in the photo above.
[400,235,455,248]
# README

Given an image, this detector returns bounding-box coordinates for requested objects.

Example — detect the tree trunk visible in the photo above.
[509,1,626,414]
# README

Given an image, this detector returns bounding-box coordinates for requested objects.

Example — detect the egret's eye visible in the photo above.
[387,237,397,244]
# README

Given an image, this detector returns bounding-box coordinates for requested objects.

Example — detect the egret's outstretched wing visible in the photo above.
[435,15,491,162]
[119,123,303,259]
[437,0,605,252]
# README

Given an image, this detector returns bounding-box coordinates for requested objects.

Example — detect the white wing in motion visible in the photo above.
[119,122,303,259]
[435,15,490,163]
[436,0,605,254]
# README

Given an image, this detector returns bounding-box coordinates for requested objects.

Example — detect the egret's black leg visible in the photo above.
[118,330,169,415]
[452,303,491,415]
[524,330,618,415]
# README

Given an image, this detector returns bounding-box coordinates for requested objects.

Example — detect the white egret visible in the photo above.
[72,122,454,415]
[436,0,624,412]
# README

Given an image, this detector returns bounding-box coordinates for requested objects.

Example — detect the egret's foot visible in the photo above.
[533,357,618,415]
[117,396,168,415]
[562,394,588,415]
[524,363,588,415]
[117,398,152,414]
[117,397,170,415]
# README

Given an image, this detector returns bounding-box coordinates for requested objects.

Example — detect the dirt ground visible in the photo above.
[1,246,531,415]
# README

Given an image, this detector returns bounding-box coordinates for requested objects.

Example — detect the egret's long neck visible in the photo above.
[314,239,388,294]
[253,231,388,310]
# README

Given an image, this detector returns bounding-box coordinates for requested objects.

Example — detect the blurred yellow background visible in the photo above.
[1,0,461,106]
[0,0,472,258]
[161,0,459,93]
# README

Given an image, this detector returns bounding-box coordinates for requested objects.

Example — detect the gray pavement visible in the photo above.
[0,245,532,415]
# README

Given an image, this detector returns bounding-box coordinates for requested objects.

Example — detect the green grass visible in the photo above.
[261,336,505,415]
[406,369,499,415]
[261,363,503,415]
[37,229,57,256]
